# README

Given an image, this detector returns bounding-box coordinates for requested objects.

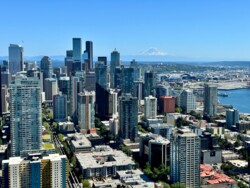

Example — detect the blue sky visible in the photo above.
[0,0,250,61]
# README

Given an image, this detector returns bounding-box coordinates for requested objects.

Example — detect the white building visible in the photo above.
[180,89,196,113]
[144,95,157,120]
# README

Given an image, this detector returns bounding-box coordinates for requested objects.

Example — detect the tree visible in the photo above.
[175,107,182,113]
[58,133,64,142]
[160,182,171,188]
[171,182,185,188]
[176,117,191,128]
[82,179,91,188]
[189,110,202,120]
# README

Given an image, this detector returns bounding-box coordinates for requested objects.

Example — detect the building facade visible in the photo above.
[9,44,24,75]
[204,84,218,116]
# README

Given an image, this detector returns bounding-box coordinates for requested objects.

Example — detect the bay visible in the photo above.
[218,88,250,113]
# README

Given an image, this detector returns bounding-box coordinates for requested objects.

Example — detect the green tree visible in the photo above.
[171,182,185,188]
[58,133,64,142]
[175,107,182,113]
[82,179,91,188]
[189,110,202,120]
[160,182,171,188]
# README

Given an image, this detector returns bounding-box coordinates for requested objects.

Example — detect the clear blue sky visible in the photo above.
[0,0,250,60]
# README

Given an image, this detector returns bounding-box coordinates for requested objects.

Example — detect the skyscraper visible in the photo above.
[204,84,218,116]
[72,38,82,72]
[110,49,120,88]
[144,71,156,97]
[121,66,134,94]
[170,129,200,188]
[65,50,73,76]
[0,65,2,117]
[9,76,42,156]
[180,89,196,113]
[53,93,67,122]
[40,56,53,80]
[95,56,108,89]
[77,91,95,130]
[9,44,24,75]
[144,95,157,120]
[85,41,93,71]
[226,109,239,128]
[44,78,58,101]
[119,94,138,141]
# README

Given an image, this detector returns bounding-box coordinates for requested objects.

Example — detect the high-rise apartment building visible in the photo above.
[2,154,67,188]
[204,84,218,116]
[110,49,120,88]
[95,56,108,89]
[144,95,157,119]
[226,109,239,128]
[144,71,156,97]
[44,78,58,101]
[121,66,134,94]
[9,76,42,156]
[158,96,175,114]
[40,56,53,79]
[9,44,24,75]
[77,91,95,130]
[180,89,196,113]
[119,94,138,141]
[170,129,200,188]
[53,93,67,122]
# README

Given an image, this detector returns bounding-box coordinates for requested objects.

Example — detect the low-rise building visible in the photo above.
[69,133,92,153]
[76,146,135,178]
[58,122,75,133]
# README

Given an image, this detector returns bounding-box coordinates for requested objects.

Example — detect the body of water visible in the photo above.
[218,88,250,113]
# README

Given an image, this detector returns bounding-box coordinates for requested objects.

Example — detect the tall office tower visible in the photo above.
[226,109,239,128]
[2,60,9,71]
[1,71,11,87]
[44,78,58,101]
[77,91,95,130]
[72,38,82,72]
[149,136,170,168]
[158,96,175,114]
[144,71,156,97]
[84,41,93,71]
[204,84,218,116]
[155,84,169,98]
[170,129,200,188]
[40,56,53,80]
[121,66,134,94]
[119,94,138,141]
[9,44,24,75]
[9,76,42,156]
[53,93,67,122]
[24,61,37,71]
[144,95,157,120]
[85,71,96,91]
[1,85,9,114]
[95,56,108,89]
[133,79,144,103]
[70,76,80,122]
[65,50,73,76]
[114,66,122,89]
[110,49,121,88]
[58,76,70,97]
[180,89,196,113]
[2,154,67,188]
[130,59,140,81]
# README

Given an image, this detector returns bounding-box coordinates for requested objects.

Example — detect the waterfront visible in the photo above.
[219,88,250,113]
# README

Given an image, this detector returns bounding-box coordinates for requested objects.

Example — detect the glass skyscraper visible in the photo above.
[9,76,42,156]
[204,84,218,116]
[110,49,120,88]
[8,44,24,75]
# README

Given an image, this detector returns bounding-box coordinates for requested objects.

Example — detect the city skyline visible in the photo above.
[0,1,250,61]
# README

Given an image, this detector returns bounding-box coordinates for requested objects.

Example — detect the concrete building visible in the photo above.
[119,94,138,141]
[2,154,67,188]
[180,89,196,113]
[204,84,218,116]
[151,123,173,140]
[77,91,95,130]
[69,133,92,153]
[53,93,67,122]
[44,78,58,101]
[9,44,24,75]
[58,122,75,133]
[109,117,119,136]
[158,96,175,114]
[144,95,157,120]
[85,71,96,91]
[76,146,135,178]
[226,109,239,128]
[170,129,200,188]
[1,85,9,114]
[9,76,42,156]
